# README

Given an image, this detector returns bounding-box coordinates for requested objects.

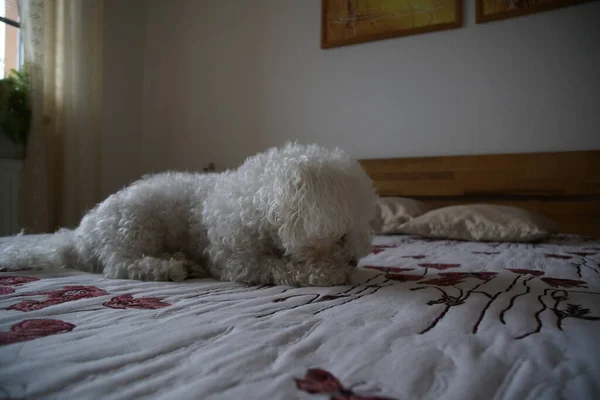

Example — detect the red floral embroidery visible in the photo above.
[544,254,572,260]
[462,271,494,279]
[296,369,343,394]
[43,286,108,301]
[364,266,413,273]
[295,369,395,400]
[6,300,52,312]
[0,319,75,346]
[103,294,171,309]
[439,272,497,281]
[568,252,597,257]
[507,269,544,276]
[541,278,587,288]
[419,276,464,286]
[384,274,423,282]
[420,272,497,286]
[371,245,397,255]
[0,286,15,295]
[0,276,40,286]
[418,263,460,270]
[6,286,109,312]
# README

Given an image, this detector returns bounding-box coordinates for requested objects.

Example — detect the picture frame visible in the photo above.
[321,0,463,49]
[475,0,596,24]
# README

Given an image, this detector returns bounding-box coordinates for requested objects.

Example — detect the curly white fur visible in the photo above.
[0,143,377,286]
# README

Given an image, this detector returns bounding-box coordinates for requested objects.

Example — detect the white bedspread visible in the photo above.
[1,234,599,400]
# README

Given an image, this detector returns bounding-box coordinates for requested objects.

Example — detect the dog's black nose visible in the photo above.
[349,258,358,267]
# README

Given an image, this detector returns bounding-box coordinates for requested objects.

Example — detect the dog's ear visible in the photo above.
[268,163,353,252]
[276,214,307,253]
[265,166,315,251]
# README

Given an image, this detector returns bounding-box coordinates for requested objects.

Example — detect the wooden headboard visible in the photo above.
[359,150,600,236]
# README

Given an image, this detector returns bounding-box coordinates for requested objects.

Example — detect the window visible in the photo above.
[0,0,21,78]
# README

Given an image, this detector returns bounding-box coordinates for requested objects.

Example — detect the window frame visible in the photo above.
[1,7,23,75]
[0,16,19,28]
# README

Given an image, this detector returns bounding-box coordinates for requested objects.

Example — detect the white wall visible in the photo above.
[138,0,600,173]
[101,0,147,197]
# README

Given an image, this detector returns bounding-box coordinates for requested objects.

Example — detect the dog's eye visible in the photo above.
[339,234,347,244]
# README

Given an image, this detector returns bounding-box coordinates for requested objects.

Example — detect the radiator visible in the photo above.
[0,159,23,236]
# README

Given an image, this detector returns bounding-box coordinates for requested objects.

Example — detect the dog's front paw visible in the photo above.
[187,263,209,279]
[167,261,188,282]
[273,273,349,287]
[161,253,207,280]
[307,274,349,287]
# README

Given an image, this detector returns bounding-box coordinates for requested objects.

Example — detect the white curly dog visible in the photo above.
[0,143,377,286]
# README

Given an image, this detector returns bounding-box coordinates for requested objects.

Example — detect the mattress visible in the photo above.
[1,234,599,400]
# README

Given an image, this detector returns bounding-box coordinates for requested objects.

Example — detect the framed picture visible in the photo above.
[321,0,463,49]
[475,0,596,24]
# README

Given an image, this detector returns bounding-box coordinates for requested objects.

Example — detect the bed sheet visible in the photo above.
[1,234,599,400]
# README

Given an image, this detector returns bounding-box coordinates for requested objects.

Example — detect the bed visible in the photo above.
[1,150,599,400]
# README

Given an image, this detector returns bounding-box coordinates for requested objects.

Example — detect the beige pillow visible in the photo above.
[397,204,559,242]
[372,197,432,234]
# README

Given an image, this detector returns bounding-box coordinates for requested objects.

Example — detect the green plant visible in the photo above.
[0,65,31,146]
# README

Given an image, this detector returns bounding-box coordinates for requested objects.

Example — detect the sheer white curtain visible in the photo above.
[19,0,103,232]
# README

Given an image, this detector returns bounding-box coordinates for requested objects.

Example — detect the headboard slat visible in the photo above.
[359,150,600,236]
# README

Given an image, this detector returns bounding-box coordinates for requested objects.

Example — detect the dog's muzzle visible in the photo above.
[349,258,358,267]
